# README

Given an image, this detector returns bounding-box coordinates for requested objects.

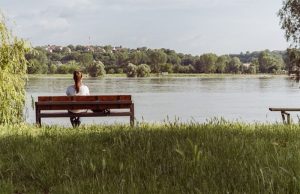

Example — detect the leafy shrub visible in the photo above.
[107,68,115,74]
[137,64,151,77]
[27,59,48,74]
[49,64,58,74]
[116,68,124,74]
[173,64,195,73]
[126,63,137,77]
[86,61,106,77]
[56,64,69,74]
[159,63,173,73]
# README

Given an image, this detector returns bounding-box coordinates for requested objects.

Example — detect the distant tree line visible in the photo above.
[25,45,289,77]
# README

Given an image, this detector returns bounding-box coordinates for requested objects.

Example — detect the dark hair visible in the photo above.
[73,71,83,93]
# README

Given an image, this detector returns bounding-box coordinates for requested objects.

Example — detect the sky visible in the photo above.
[0,0,289,55]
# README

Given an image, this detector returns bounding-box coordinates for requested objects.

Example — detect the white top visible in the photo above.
[66,85,90,113]
[66,85,90,96]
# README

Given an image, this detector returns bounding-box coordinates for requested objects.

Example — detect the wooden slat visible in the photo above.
[39,105,131,110]
[39,112,131,117]
[38,95,131,102]
[36,101,132,105]
[269,108,300,111]
[36,100,132,110]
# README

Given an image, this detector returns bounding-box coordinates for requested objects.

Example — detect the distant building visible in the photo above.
[84,46,95,52]
[113,46,123,52]
[44,45,63,53]
[242,63,251,68]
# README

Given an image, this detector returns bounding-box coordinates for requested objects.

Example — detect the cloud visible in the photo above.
[38,18,70,31]
[57,0,93,7]
[0,0,287,54]
[90,0,253,10]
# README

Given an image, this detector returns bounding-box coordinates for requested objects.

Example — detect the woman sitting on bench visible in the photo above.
[66,71,90,127]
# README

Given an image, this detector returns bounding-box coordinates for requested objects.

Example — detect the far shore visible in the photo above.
[28,73,289,79]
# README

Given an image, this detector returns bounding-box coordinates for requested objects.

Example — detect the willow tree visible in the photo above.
[279,0,300,80]
[279,0,300,46]
[0,16,29,124]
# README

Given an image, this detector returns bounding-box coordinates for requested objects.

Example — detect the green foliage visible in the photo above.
[86,61,106,77]
[1,122,300,193]
[26,49,48,74]
[49,64,58,74]
[27,59,48,74]
[173,64,195,73]
[77,53,93,67]
[116,68,123,74]
[126,63,138,77]
[278,0,300,46]
[107,68,115,74]
[137,64,151,77]
[287,49,300,72]
[24,44,289,75]
[285,48,300,80]
[230,51,260,63]
[115,50,129,66]
[129,51,149,65]
[258,51,284,73]
[165,49,181,65]
[181,54,195,66]
[0,16,29,124]
[67,44,75,51]
[148,49,167,73]
[245,64,258,74]
[159,63,174,73]
[195,53,218,73]
[56,65,69,74]
[56,61,81,74]
[227,57,242,73]
[61,52,80,62]
[215,55,230,73]
[47,52,62,61]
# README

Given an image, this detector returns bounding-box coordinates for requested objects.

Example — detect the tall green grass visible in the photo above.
[0,121,299,193]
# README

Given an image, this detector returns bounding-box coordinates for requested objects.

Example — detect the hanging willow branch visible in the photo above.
[0,14,30,124]
[278,0,300,81]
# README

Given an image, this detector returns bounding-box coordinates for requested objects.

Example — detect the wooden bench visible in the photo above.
[269,108,300,124]
[35,95,134,126]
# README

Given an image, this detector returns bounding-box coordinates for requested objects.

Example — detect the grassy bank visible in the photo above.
[0,121,299,193]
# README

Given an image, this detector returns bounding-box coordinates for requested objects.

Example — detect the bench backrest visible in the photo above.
[36,95,132,110]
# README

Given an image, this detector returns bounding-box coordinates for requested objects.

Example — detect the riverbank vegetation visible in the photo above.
[0,121,299,193]
[27,73,280,79]
[26,44,289,78]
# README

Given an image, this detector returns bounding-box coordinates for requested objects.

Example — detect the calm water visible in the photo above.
[25,76,300,126]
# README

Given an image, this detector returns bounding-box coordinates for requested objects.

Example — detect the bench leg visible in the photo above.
[36,118,41,127]
[35,108,41,127]
[281,111,291,124]
[130,103,134,127]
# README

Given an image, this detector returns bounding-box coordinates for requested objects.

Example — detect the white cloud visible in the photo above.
[38,18,70,31]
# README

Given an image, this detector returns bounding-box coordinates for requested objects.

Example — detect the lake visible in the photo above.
[25,75,300,126]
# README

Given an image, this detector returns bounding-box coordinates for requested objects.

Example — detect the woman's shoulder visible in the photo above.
[80,84,90,95]
[81,85,89,90]
[66,85,75,96]
[67,85,75,89]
